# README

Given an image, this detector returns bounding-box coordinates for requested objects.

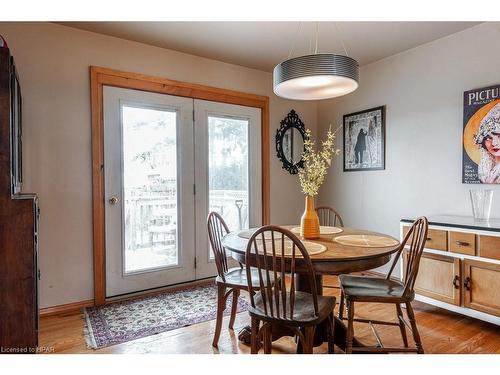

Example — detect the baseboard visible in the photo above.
[40,299,95,317]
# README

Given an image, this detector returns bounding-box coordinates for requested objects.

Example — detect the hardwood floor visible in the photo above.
[39,276,500,354]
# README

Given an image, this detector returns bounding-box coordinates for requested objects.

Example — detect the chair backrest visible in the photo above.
[207,211,230,280]
[316,206,344,227]
[245,225,319,320]
[386,217,429,296]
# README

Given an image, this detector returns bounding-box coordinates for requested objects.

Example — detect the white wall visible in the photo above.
[317,22,500,274]
[0,22,317,308]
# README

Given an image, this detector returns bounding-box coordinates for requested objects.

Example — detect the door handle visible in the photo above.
[455,241,470,247]
[452,275,460,289]
[108,196,119,205]
[464,277,471,291]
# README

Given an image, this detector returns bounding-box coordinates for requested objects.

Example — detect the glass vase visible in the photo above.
[470,189,493,221]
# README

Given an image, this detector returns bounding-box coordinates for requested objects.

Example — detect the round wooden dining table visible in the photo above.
[221,225,401,352]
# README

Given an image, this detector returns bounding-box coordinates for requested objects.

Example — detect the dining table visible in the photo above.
[221,225,401,352]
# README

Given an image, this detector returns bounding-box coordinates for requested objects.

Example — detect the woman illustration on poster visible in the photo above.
[475,103,500,183]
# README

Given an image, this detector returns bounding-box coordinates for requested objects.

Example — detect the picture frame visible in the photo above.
[462,84,500,184]
[343,105,386,172]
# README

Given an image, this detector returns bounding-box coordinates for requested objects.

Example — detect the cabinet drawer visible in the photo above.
[478,235,500,261]
[403,251,460,305]
[463,259,500,317]
[403,226,448,251]
[448,231,476,256]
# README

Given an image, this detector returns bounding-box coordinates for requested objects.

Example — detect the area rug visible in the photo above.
[83,284,248,349]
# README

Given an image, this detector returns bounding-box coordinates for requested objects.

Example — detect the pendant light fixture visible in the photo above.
[273,23,359,100]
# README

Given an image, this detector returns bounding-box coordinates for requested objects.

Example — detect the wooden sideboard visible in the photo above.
[401,216,500,325]
[0,47,40,353]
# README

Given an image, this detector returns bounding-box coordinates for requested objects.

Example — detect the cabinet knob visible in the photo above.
[452,275,460,289]
[464,276,471,291]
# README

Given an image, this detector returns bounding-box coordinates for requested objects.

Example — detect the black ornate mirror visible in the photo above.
[276,110,307,174]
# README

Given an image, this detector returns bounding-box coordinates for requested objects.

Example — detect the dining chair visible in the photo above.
[338,216,428,354]
[245,225,336,354]
[316,206,344,227]
[208,212,273,347]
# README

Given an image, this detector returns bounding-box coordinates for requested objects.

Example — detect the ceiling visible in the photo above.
[58,22,481,72]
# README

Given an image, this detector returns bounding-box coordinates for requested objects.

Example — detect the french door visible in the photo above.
[194,100,262,279]
[103,86,261,298]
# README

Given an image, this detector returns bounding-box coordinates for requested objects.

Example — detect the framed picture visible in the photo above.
[343,106,386,171]
[462,84,500,184]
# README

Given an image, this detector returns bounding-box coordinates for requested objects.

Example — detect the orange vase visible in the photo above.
[300,195,320,239]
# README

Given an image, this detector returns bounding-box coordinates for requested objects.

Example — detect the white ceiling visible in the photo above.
[58,22,481,72]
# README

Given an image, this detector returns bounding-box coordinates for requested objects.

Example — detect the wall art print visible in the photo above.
[343,106,385,171]
[463,84,500,184]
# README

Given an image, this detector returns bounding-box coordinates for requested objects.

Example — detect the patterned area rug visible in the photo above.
[83,284,248,349]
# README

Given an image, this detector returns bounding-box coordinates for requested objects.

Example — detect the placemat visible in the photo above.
[334,234,399,247]
[238,229,275,240]
[290,226,343,235]
[255,240,327,257]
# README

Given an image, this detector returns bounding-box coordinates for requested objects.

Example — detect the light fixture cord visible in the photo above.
[334,22,349,57]
[314,22,319,54]
[287,22,302,59]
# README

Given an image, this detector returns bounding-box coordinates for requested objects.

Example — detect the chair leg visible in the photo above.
[396,303,409,347]
[338,289,345,320]
[263,323,272,354]
[327,312,335,354]
[228,289,240,330]
[405,302,424,354]
[250,316,260,354]
[302,326,315,354]
[212,284,226,347]
[345,300,355,354]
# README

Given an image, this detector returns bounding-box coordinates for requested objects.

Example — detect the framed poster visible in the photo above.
[343,106,385,171]
[463,84,500,184]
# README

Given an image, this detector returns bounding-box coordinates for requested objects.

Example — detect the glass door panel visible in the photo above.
[122,105,179,274]
[208,116,249,233]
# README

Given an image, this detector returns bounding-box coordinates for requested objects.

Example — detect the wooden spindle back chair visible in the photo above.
[338,216,429,354]
[316,206,344,227]
[207,211,244,347]
[207,211,233,281]
[386,216,429,296]
[245,225,336,354]
[246,226,319,320]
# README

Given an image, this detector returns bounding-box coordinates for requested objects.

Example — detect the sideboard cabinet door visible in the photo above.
[404,251,461,305]
[463,259,500,317]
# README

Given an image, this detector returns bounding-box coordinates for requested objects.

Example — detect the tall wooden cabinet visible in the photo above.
[401,216,500,325]
[0,47,40,353]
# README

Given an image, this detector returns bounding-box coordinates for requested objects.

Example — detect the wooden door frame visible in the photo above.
[90,66,270,305]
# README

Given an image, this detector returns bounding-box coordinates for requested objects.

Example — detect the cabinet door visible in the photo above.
[404,251,461,305]
[463,259,500,317]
